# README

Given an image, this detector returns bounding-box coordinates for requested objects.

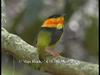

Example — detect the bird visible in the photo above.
[37,14,65,62]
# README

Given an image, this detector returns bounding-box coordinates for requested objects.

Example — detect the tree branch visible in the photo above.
[2,27,98,75]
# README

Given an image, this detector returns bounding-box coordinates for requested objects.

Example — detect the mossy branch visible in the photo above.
[2,27,98,75]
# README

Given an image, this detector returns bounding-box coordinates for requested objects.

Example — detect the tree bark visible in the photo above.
[2,27,98,75]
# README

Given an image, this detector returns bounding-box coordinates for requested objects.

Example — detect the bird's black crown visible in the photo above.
[47,13,66,19]
[48,14,62,18]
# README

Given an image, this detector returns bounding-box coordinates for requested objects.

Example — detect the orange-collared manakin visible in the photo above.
[37,14,65,61]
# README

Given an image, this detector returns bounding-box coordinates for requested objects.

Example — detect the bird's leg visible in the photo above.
[45,47,60,57]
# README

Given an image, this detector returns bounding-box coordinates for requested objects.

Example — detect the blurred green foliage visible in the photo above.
[8,0,43,45]
[64,0,86,21]
[85,17,98,57]
[20,19,42,45]
[2,66,22,75]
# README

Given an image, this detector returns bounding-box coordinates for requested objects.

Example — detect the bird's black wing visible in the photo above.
[50,29,63,45]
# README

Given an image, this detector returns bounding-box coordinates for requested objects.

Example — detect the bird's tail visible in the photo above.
[37,47,47,62]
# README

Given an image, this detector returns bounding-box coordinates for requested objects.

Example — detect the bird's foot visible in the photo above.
[45,48,60,58]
